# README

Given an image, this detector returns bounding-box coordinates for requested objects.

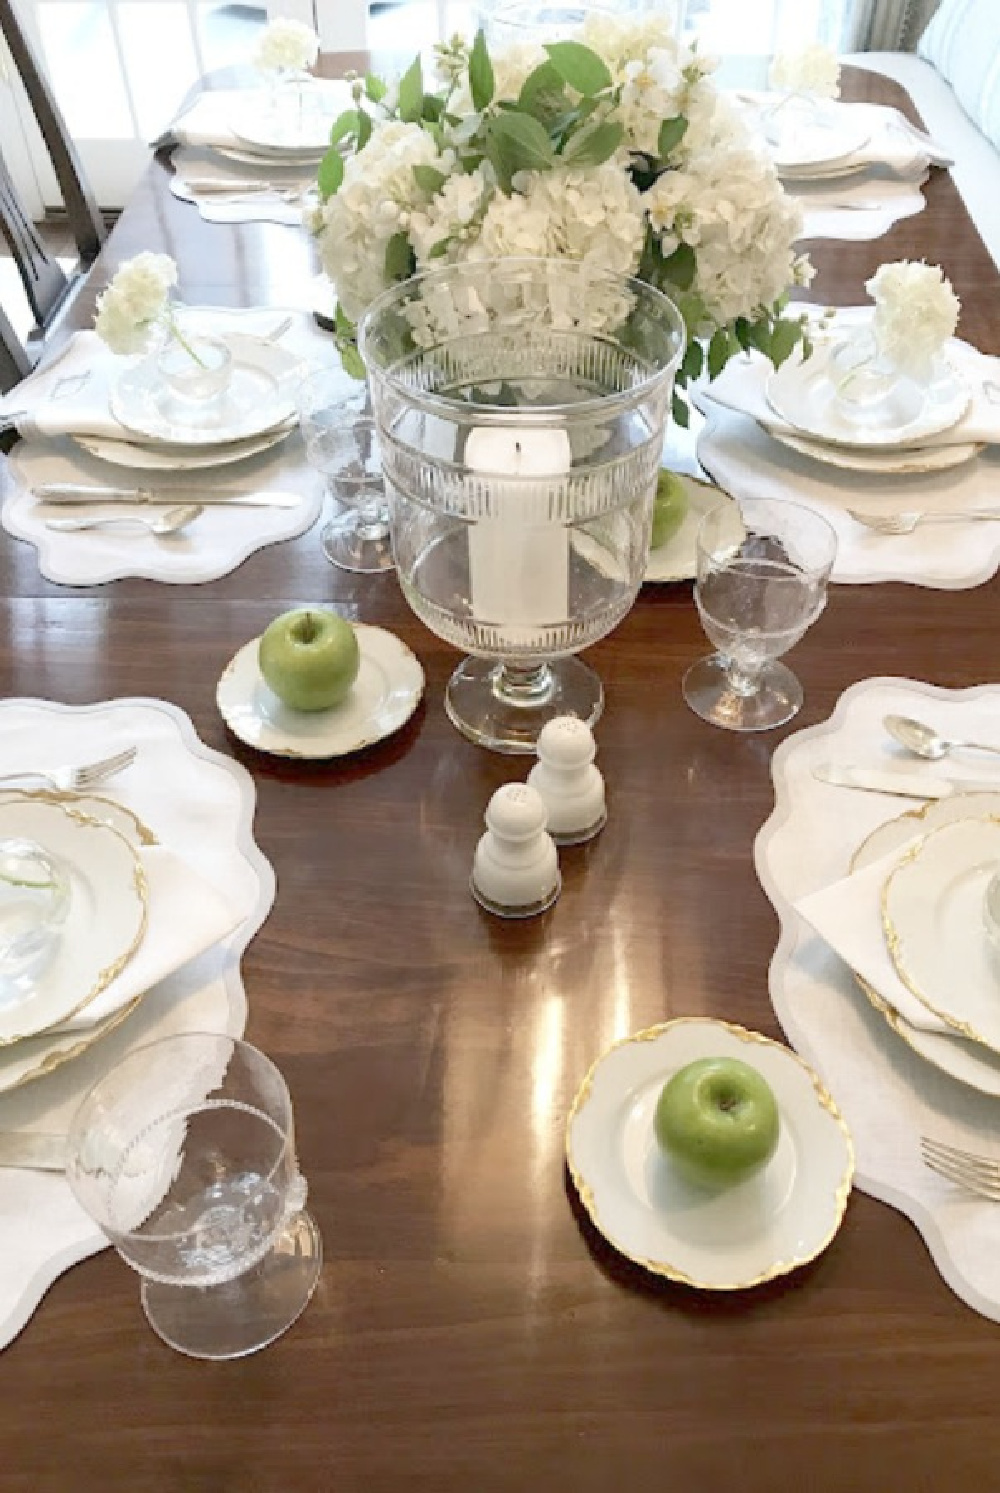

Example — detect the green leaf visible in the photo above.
[328,109,359,147]
[488,111,555,174]
[317,148,344,201]
[680,339,703,381]
[384,231,415,282]
[356,110,372,150]
[657,116,688,160]
[707,328,733,380]
[671,392,690,428]
[427,238,450,259]
[733,317,751,352]
[334,303,355,339]
[658,242,696,292]
[365,73,387,103]
[422,95,444,122]
[397,55,424,123]
[543,41,612,96]
[769,317,802,368]
[469,30,495,112]
[413,164,448,194]
[338,340,366,380]
[561,119,623,166]
[518,61,568,117]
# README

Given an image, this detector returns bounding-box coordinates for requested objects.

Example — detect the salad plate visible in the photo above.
[766,341,971,449]
[766,111,871,172]
[0,798,147,1045]
[850,793,1000,1095]
[565,1016,853,1289]
[882,816,1000,1052]
[110,335,301,447]
[216,625,425,759]
[644,475,737,583]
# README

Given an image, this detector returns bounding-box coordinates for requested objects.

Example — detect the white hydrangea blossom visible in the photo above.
[312,123,448,321]
[94,252,177,354]
[253,18,319,74]
[408,166,491,266]
[867,260,960,376]
[768,45,840,100]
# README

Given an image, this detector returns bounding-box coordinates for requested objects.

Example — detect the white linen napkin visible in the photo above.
[153,81,351,151]
[696,403,1000,588]
[794,847,950,1035]
[700,317,1000,449]
[169,146,313,228]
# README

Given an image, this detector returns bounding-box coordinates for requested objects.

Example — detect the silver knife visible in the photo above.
[35,484,302,510]
[0,1132,65,1171]
[812,763,1000,799]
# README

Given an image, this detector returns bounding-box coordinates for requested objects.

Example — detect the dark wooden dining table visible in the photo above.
[1,56,999,1492]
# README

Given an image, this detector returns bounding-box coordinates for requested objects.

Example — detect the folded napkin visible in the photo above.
[741,95,953,174]
[701,312,1000,449]
[169,146,313,228]
[153,81,351,152]
[795,846,950,1035]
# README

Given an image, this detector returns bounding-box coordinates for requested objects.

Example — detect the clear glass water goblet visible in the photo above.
[682,498,837,732]
[66,1032,322,1361]
[359,257,685,754]
[296,373,394,575]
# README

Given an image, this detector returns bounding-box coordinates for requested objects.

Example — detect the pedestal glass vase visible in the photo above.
[66,1032,322,1361]
[358,258,685,753]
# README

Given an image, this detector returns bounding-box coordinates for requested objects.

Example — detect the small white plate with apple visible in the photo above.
[644,473,737,585]
[566,1016,854,1290]
[216,610,425,758]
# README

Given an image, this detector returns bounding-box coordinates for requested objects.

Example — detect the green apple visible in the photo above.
[258,608,360,712]
[650,469,689,550]
[653,1056,780,1189]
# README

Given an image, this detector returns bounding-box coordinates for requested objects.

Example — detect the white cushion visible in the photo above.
[843,52,1000,269]
[918,0,1000,151]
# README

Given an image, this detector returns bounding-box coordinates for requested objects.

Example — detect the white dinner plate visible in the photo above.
[72,422,295,472]
[0,799,147,1045]
[777,157,871,182]
[644,474,737,583]
[0,792,155,1092]
[766,340,971,450]
[767,426,984,475]
[216,624,425,759]
[565,1016,854,1289]
[766,106,871,172]
[850,794,1000,1096]
[227,81,351,155]
[209,142,324,170]
[882,816,1000,1053]
[110,334,301,448]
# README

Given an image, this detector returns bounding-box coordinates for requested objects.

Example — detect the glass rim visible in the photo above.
[356,256,686,426]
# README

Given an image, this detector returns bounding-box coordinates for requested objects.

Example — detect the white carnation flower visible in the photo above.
[867,259,960,376]
[254,18,319,73]
[768,45,840,100]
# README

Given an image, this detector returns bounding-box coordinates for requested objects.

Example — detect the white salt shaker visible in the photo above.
[471,782,560,918]
[527,715,606,846]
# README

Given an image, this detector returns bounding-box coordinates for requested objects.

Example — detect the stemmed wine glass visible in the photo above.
[296,373,394,574]
[65,1032,322,1361]
[682,498,837,732]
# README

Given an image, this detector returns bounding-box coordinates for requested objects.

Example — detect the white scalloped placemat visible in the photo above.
[756,676,1000,1321]
[0,698,274,1349]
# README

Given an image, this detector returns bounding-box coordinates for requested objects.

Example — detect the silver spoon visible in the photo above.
[45,503,204,536]
[884,713,1000,762]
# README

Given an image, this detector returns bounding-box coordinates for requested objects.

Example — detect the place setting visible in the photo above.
[695,261,1000,587]
[0,269,335,584]
[756,675,1000,1323]
[0,694,276,1349]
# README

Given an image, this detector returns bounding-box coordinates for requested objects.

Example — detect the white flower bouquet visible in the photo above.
[309,15,814,420]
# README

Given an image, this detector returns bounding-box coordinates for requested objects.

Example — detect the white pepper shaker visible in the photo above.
[471,782,560,918]
[527,715,606,846]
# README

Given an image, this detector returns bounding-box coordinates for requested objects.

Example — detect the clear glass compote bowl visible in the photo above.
[66,1032,322,1361]
[682,498,837,732]
[358,258,685,754]
[296,373,394,574]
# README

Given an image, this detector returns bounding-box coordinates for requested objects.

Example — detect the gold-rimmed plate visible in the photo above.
[565,1017,853,1290]
[0,798,147,1045]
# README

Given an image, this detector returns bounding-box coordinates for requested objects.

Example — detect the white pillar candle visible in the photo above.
[464,425,572,635]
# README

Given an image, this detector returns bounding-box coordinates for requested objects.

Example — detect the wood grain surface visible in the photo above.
[0,63,999,1493]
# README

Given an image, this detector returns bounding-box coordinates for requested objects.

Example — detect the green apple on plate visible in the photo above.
[258,608,361,712]
[650,469,690,550]
[653,1056,780,1189]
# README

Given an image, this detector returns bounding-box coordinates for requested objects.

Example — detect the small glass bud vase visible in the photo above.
[828,328,929,433]
[156,330,233,413]
[0,838,70,998]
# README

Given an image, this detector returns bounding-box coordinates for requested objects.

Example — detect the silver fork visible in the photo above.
[0,745,137,793]
[848,507,1000,536]
[921,1136,1000,1200]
